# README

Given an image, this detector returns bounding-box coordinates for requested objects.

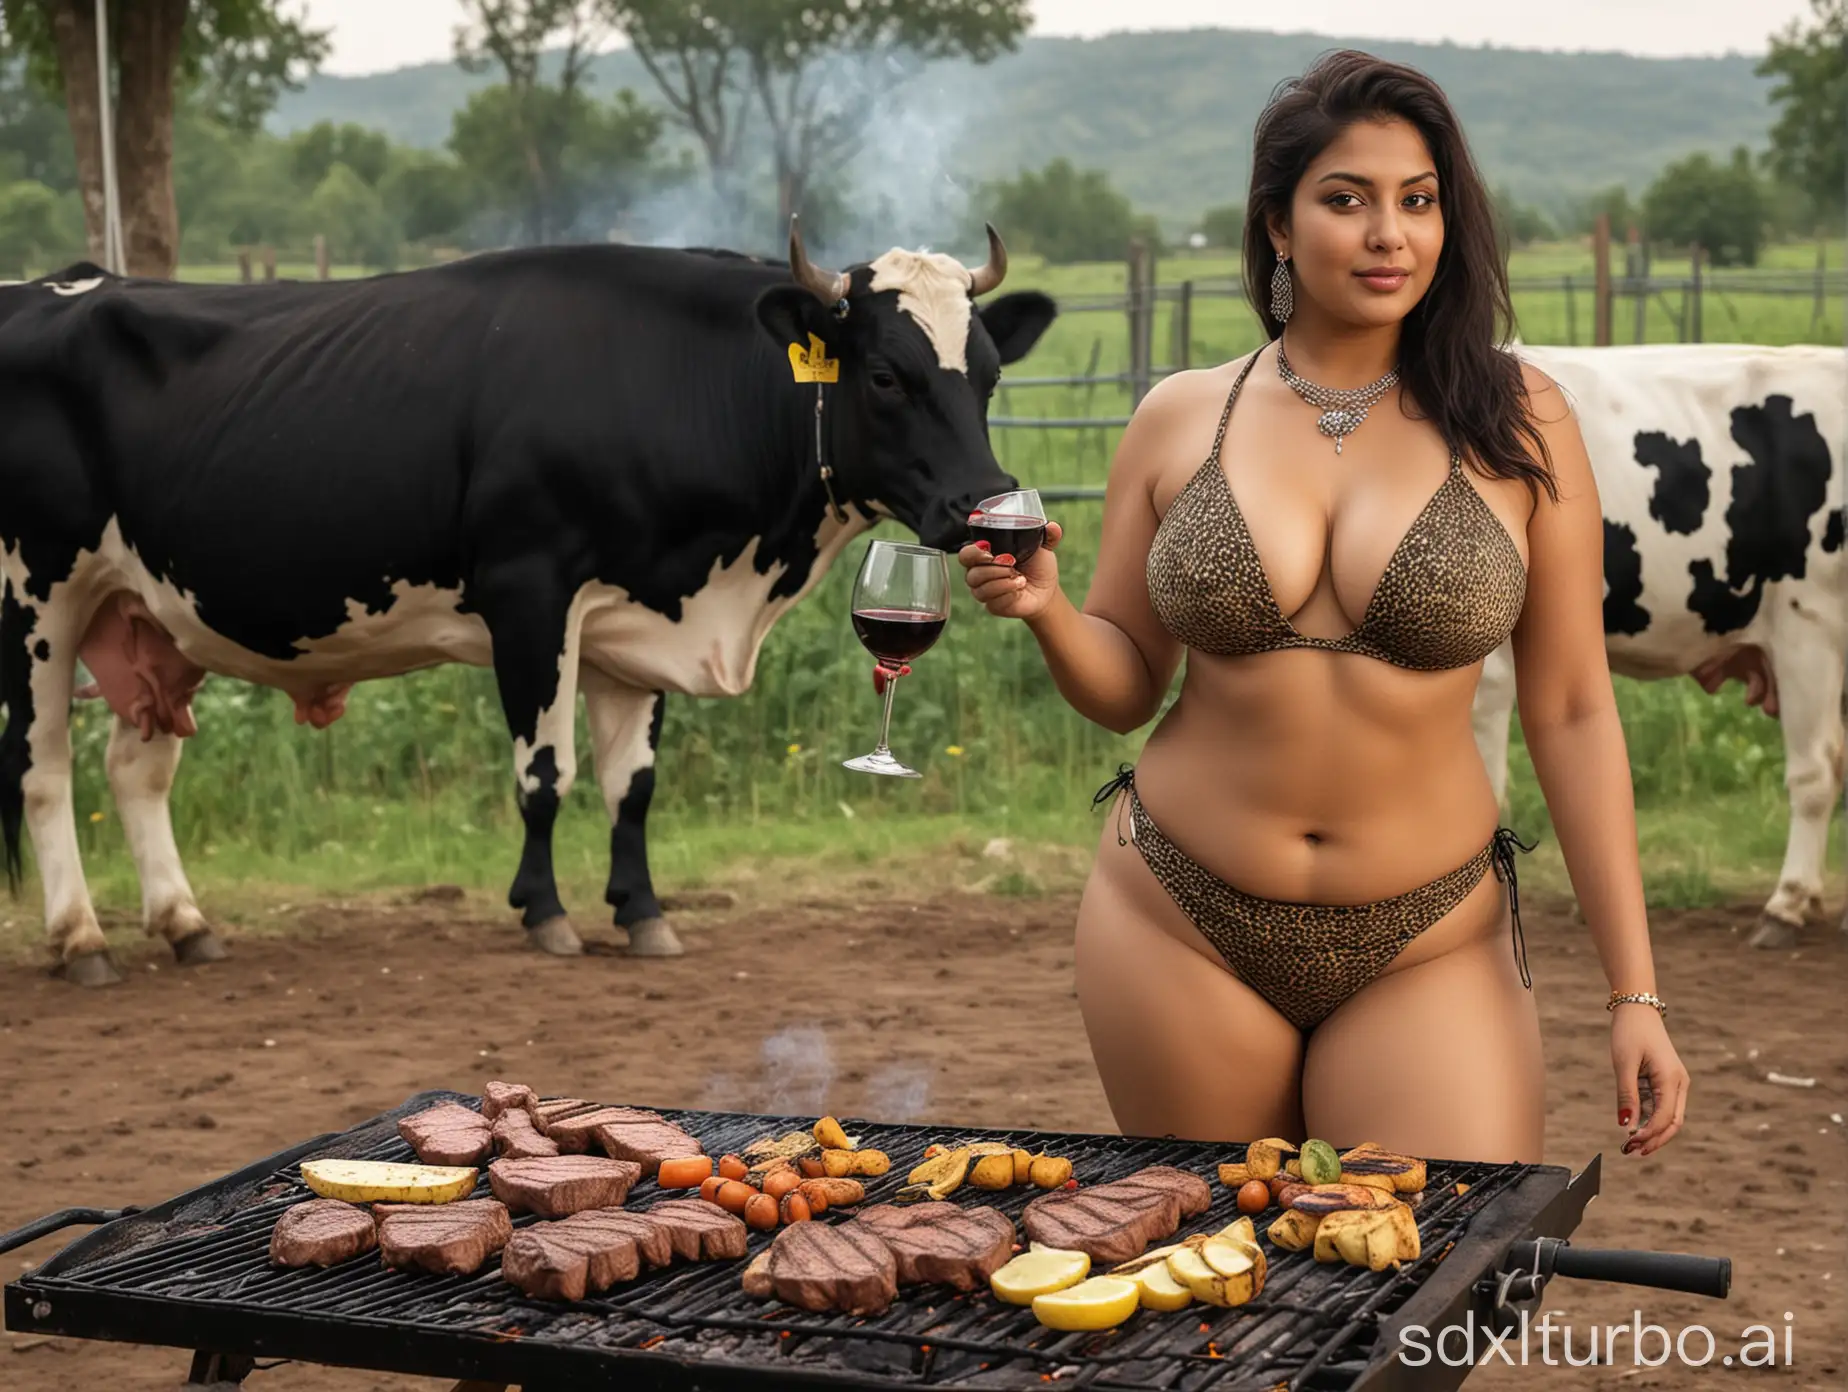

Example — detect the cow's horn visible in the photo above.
[968,223,1007,296]
[788,215,848,304]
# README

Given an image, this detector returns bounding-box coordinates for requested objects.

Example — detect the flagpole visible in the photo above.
[94,0,124,274]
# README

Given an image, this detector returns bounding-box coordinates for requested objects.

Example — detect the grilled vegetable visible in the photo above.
[657,1156,713,1189]
[300,1159,477,1205]
[970,1154,1016,1190]
[899,1147,971,1202]
[1312,1204,1421,1272]
[1216,1216,1259,1248]
[1132,1260,1194,1311]
[1167,1240,1262,1307]
[812,1116,853,1151]
[822,1147,889,1178]
[1288,1184,1402,1215]
[1028,1155,1074,1189]
[1237,1180,1270,1215]
[1013,1148,1034,1184]
[797,1178,866,1211]
[742,1130,820,1166]
[1243,1138,1296,1181]
[1299,1139,1342,1185]
[1339,1143,1428,1194]
[1267,1209,1322,1251]
[1218,1162,1251,1188]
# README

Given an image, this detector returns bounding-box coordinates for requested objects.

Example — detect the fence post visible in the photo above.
[1689,244,1703,343]
[315,234,330,281]
[1563,275,1576,346]
[1627,223,1645,344]
[1592,212,1612,346]
[1125,237,1153,407]
[236,249,251,284]
[261,245,276,283]
[1173,280,1194,371]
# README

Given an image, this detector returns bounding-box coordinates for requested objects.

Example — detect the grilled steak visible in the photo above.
[534,1097,596,1128]
[645,1198,749,1261]
[500,1209,670,1301]
[397,1102,493,1166]
[741,1221,899,1315]
[1021,1165,1210,1264]
[593,1117,705,1171]
[853,1202,1016,1290]
[493,1108,559,1159]
[376,1198,512,1276]
[268,1199,377,1268]
[544,1105,668,1154]
[488,1155,643,1218]
[481,1080,540,1123]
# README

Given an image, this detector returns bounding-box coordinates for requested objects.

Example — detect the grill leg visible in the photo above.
[186,1350,256,1386]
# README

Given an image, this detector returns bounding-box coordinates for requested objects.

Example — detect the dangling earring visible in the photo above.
[1269,253,1293,323]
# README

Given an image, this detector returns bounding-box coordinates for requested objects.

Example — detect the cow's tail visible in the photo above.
[0,569,26,895]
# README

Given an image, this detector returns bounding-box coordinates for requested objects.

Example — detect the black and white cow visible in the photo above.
[0,222,1058,984]
[1471,343,1845,946]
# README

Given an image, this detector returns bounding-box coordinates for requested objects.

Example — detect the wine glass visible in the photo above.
[968,488,1048,568]
[844,539,950,778]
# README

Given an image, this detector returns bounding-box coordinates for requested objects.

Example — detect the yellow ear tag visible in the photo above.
[788,333,839,384]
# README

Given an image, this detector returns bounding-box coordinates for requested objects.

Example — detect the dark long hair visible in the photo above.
[1241,50,1557,501]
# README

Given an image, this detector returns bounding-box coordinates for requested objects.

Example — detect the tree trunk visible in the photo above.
[113,0,187,277]
[46,0,106,265]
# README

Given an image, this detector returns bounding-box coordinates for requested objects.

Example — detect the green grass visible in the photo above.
[4,237,1839,944]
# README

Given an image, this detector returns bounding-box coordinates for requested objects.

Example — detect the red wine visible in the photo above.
[968,511,1046,565]
[852,608,947,663]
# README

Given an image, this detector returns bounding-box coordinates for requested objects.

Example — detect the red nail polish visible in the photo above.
[1618,1108,1631,1127]
[995,554,1015,567]
[975,541,991,552]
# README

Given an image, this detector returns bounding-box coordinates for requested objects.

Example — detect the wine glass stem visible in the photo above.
[874,669,900,754]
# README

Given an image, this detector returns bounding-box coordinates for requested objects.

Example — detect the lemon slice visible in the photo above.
[991,1246,1091,1305]
[300,1159,478,1204]
[1032,1276,1141,1331]
[1133,1260,1194,1311]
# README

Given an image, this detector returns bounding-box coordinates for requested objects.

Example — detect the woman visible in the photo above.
[960,50,1688,1164]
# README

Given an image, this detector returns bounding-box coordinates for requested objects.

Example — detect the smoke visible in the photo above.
[605,45,983,264]
[861,1060,933,1123]
[753,1025,837,1117]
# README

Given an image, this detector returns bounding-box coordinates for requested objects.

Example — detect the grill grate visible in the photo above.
[7,1091,1574,1391]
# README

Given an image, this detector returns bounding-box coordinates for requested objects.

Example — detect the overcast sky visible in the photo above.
[299,0,1816,75]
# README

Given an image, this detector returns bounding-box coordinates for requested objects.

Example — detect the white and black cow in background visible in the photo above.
[1472,342,1845,947]
[0,222,1058,985]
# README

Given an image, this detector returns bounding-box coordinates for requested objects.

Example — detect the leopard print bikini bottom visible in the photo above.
[1093,765,1535,1033]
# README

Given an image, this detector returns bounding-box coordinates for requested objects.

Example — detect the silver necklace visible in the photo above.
[1274,341,1398,455]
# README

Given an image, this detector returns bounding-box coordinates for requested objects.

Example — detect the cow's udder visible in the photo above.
[1691,644,1778,718]
[77,592,207,741]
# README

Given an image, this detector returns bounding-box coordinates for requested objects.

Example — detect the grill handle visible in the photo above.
[1549,1244,1731,1298]
[0,1207,139,1256]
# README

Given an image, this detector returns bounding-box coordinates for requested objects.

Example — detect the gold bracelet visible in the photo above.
[1608,990,1667,1017]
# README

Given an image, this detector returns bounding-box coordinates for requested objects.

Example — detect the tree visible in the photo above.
[381,151,473,246]
[1756,0,1846,225]
[1564,183,1634,237]
[1640,147,1769,267]
[289,121,393,191]
[978,159,1145,265]
[1197,202,1244,248]
[604,0,1030,237]
[449,82,663,244]
[0,1,328,276]
[0,176,59,274]
[454,0,625,244]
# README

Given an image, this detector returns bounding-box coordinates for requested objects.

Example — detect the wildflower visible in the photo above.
[945,745,964,757]
[89,811,105,823]
[786,742,802,755]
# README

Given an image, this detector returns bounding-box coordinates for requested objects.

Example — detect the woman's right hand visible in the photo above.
[958,521,1063,620]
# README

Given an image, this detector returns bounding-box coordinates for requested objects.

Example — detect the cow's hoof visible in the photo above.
[173,927,230,966]
[1747,915,1800,950]
[625,918,684,958]
[526,918,584,956]
[60,951,125,987]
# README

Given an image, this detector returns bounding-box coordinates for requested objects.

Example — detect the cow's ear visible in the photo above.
[755,286,838,357]
[978,291,1058,365]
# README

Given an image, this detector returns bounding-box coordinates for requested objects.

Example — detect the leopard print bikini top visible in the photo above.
[1146,348,1528,671]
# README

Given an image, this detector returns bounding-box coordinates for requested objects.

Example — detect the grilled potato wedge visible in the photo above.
[1266,1208,1322,1251]
[1029,1155,1074,1189]
[1312,1203,1421,1271]
[811,1116,853,1151]
[1218,1162,1251,1188]
[1287,1183,1402,1215]
[1013,1148,1034,1184]
[970,1153,1017,1190]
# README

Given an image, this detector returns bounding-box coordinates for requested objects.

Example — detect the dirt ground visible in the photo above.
[0,883,1842,1391]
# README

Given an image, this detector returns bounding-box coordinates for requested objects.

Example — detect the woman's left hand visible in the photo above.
[1611,1004,1689,1157]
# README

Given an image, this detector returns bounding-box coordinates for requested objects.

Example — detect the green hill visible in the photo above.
[266,26,1775,230]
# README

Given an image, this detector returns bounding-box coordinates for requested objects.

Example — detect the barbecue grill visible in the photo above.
[3,1089,1730,1391]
